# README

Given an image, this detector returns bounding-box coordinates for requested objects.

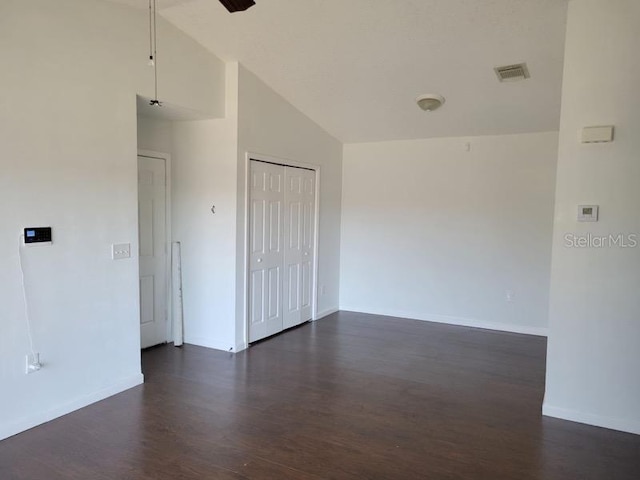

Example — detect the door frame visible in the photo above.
[137,149,173,346]
[242,152,321,348]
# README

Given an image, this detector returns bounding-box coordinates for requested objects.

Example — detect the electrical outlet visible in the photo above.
[505,290,515,303]
[320,285,326,296]
[25,353,42,374]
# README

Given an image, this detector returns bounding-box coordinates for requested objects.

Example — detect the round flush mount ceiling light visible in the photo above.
[416,93,446,112]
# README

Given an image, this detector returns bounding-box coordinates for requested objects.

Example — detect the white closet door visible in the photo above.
[249,161,285,342]
[283,167,316,329]
[138,156,168,349]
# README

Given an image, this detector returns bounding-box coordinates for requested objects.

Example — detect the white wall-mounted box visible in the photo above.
[581,126,614,143]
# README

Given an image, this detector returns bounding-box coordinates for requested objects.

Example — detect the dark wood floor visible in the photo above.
[1,312,639,479]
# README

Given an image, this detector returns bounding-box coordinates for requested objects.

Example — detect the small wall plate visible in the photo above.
[112,243,131,260]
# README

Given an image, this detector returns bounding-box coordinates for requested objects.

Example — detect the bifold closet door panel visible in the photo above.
[248,161,285,342]
[283,167,316,329]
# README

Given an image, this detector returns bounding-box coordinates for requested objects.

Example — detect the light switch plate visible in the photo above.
[112,243,131,260]
[578,205,599,222]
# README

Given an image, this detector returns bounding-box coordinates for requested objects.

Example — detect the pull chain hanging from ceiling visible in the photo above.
[148,0,161,106]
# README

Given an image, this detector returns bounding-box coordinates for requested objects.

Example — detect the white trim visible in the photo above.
[315,307,339,320]
[0,373,144,441]
[543,404,640,436]
[137,149,173,345]
[242,154,250,349]
[339,307,548,337]
[243,152,322,346]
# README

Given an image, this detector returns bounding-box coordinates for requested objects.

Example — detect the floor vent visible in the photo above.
[494,63,530,82]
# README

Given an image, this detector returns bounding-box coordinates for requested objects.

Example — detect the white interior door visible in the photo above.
[283,167,316,329]
[249,161,285,342]
[138,155,168,349]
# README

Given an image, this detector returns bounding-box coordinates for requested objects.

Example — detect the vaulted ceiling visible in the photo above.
[111,0,569,143]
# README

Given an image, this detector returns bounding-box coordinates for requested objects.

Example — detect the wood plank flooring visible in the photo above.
[1,311,639,479]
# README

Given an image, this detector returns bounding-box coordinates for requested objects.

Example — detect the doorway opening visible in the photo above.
[136,94,214,350]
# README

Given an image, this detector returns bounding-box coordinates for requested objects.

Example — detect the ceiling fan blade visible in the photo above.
[218,0,255,12]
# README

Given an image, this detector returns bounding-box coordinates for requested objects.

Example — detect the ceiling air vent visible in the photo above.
[494,63,530,82]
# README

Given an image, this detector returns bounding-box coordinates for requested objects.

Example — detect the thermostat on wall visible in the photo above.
[578,206,599,223]
[24,227,52,244]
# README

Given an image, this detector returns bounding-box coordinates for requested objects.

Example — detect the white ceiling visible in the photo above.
[112,0,569,143]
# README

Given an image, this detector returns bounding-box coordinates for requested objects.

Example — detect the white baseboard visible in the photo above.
[543,403,640,436]
[0,373,144,441]
[314,307,339,321]
[185,336,237,353]
[339,306,548,337]
[185,331,250,353]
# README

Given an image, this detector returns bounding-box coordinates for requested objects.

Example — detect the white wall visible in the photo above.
[137,116,174,155]
[341,133,558,335]
[236,66,343,347]
[0,0,225,440]
[171,63,240,352]
[544,0,640,435]
[169,64,343,352]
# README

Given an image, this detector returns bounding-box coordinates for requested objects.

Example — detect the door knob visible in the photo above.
[257,258,263,263]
